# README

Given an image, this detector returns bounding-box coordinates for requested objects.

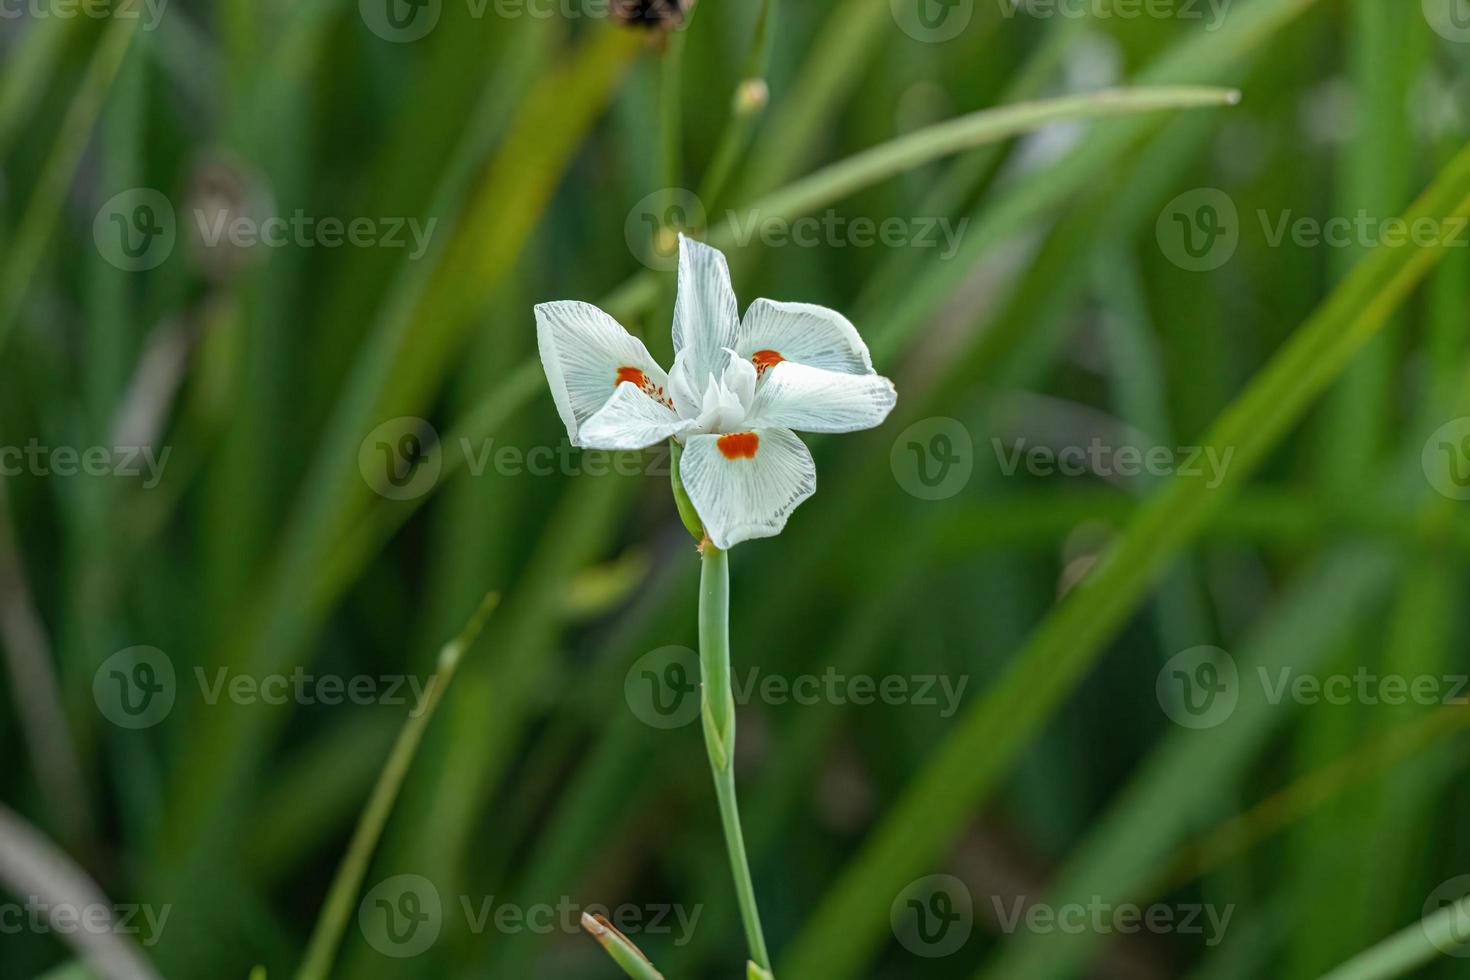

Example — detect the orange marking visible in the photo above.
[615,366,648,387]
[615,366,674,408]
[717,432,759,459]
[751,350,784,375]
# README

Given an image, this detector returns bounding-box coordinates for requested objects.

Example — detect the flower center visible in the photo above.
[694,375,749,433]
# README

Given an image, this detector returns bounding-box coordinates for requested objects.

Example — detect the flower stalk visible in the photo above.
[698,543,771,971]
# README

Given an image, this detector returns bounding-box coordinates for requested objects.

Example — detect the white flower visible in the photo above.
[535,235,897,549]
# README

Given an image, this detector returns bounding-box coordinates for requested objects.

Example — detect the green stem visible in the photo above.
[698,545,771,972]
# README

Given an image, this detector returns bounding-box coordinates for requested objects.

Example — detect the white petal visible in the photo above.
[535,301,670,446]
[744,360,897,433]
[580,383,694,450]
[668,348,709,420]
[736,299,875,375]
[679,428,816,549]
[672,235,739,388]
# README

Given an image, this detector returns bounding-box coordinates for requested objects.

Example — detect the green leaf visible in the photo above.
[581,912,667,980]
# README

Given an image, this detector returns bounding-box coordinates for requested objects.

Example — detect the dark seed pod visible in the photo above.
[612,0,690,30]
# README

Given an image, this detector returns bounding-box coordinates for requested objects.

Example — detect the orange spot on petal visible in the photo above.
[717,432,760,459]
[615,366,648,387]
[751,350,784,375]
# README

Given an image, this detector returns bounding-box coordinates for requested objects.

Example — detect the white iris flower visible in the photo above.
[535,235,897,548]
